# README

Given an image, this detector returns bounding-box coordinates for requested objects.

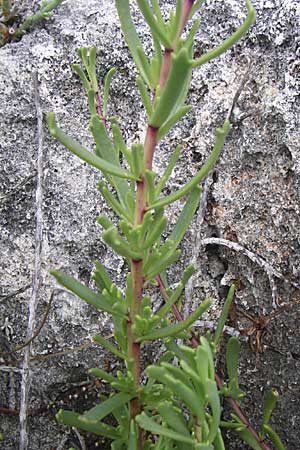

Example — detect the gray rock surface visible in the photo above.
[0,0,299,448]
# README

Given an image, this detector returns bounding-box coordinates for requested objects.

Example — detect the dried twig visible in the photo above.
[184,66,252,315]
[0,173,36,202]
[201,237,300,293]
[15,290,55,352]
[0,365,22,373]
[19,73,44,450]
[72,427,87,450]
[183,175,212,316]
[0,284,31,304]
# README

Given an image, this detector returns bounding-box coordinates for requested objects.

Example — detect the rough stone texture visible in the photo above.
[0,0,299,449]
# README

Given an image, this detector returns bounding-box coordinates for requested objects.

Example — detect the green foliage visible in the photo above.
[47,1,285,449]
[0,0,63,46]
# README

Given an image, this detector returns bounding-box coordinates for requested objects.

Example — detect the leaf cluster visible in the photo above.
[46,1,285,449]
[0,0,63,46]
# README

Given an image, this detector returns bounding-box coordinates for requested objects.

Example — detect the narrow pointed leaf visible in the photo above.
[137,298,211,341]
[93,260,113,292]
[262,424,285,450]
[98,180,132,221]
[150,48,192,128]
[89,367,117,383]
[192,0,256,68]
[214,284,235,346]
[168,185,201,248]
[56,409,121,438]
[144,248,181,281]
[236,428,265,450]
[157,265,195,317]
[115,0,152,87]
[206,379,221,443]
[136,412,196,444]
[103,67,116,116]
[137,0,172,48]
[47,113,136,180]
[137,77,152,117]
[155,144,181,196]
[170,0,182,42]
[110,119,132,165]
[82,392,134,423]
[157,401,191,437]
[226,336,240,382]
[128,420,139,450]
[90,114,129,205]
[93,334,127,360]
[213,428,226,450]
[262,388,279,428]
[72,63,90,91]
[188,0,205,20]
[157,105,193,140]
[142,215,167,250]
[50,270,125,317]
[102,226,142,260]
[149,120,230,209]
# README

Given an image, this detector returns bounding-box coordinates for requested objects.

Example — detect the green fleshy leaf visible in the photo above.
[226,336,240,382]
[170,0,182,42]
[157,105,193,140]
[128,420,139,450]
[157,401,191,437]
[81,392,134,423]
[93,260,113,292]
[97,180,132,221]
[144,170,156,205]
[50,270,125,317]
[214,284,235,347]
[144,247,181,281]
[102,226,142,260]
[89,367,118,383]
[131,144,144,178]
[137,0,172,48]
[137,298,211,341]
[149,120,231,209]
[213,428,226,450]
[150,48,192,128]
[90,114,129,205]
[47,113,136,181]
[110,119,132,165]
[192,0,256,68]
[262,424,285,450]
[236,428,265,450]
[199,336,215,381]
[188,0,205,20]
[184,18,201,51]
[137,77,152,117]
[262,388,279,428]
[103,67,116,116]
[72,63,90,91]
[56,409,121,439]
[136,412,196,444]
[157,265,195,317]
[155,144,181,196]
[115,0,152,87]
[93,334,127,360]
[168,186,201,248]
[206,379,221,443]
[142,215,167,250]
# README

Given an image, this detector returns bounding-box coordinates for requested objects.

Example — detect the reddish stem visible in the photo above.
[95,92,108,129]
[128,2,197,448]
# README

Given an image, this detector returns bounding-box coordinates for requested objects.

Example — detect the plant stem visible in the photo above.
[128,2,198,447]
